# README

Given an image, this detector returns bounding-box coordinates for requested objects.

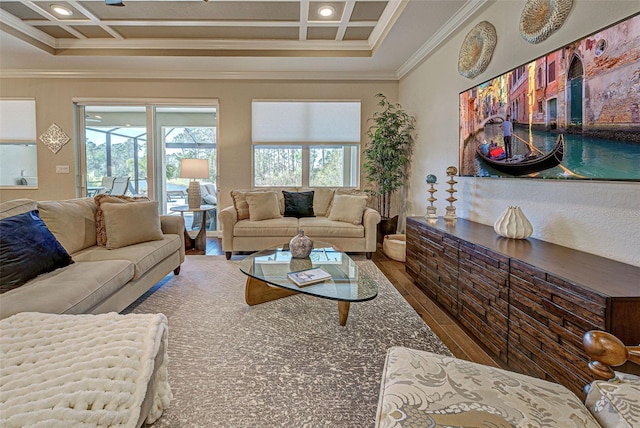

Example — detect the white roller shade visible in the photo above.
[0,99,36,141]
[252,101,361,143]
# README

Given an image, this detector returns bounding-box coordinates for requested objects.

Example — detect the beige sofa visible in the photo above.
[220,188,381,260]
[0,197,185,319]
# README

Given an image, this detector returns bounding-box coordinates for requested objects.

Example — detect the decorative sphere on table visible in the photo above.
[289,229,313,258]
[425,174,437,184]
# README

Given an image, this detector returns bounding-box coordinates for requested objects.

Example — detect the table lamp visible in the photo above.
[180,158,209,209]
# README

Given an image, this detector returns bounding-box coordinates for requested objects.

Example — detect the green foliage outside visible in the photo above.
[253,146,351,187]
[86,127,217,194]
[363,94,416,218]
[310,147,347,187]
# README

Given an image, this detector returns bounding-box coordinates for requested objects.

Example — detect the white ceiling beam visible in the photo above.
[65,0,124,40]
[25,20,377,28]
[299,0,309,40]
[336,0,356,42]
[0,8,56,47]
[55,37,371,51]
[18,0,86,39]
[368,0,406,51]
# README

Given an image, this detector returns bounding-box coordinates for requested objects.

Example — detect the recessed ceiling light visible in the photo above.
[318,6,335,18]
[51,4,73,16]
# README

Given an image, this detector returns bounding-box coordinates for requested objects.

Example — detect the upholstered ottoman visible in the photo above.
[585,372,640,427]
[0,312,171,428]
[376,346,600,427]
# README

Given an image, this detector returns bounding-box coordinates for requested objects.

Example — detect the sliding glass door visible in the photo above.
[82,105,147,197]
[76,100,218,235]
[156,107,217,233]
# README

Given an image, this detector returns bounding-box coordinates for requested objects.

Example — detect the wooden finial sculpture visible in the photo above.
[425,174,438,221]
[444,166,458,221]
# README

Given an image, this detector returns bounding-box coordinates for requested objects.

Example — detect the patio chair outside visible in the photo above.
[97,176,116,195]
[110,176,130,195]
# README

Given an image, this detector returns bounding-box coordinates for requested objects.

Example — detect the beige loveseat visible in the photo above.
[0,197,185,319]
[220,188,381,260]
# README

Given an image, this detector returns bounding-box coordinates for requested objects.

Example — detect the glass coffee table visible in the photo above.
[238,241,378,326]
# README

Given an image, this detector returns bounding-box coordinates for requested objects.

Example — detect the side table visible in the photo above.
[169,204,215,255]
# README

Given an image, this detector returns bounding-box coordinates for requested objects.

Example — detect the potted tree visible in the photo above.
[363,93,416,243]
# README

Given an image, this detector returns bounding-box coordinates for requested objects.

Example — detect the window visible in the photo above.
[548,61,556,83]
[538,100,543,113]
[537,67,543,88]
[252,101,361,187]
[595,39,607,57]
[254,145,301,187]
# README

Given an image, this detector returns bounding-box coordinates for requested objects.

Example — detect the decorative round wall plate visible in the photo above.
[520,0,573,44]
[458,21,497,79]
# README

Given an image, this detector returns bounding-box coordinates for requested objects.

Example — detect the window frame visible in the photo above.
[251,100,361,188]
[252,143,360,188]
[548,61,556,83]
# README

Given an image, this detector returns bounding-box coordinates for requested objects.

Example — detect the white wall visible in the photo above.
[400,0,640,267]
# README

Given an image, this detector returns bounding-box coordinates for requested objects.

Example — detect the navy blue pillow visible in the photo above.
[0,210,73,293]
[283,191,315,218]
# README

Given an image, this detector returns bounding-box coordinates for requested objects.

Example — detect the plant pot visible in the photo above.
[377,215,399,244]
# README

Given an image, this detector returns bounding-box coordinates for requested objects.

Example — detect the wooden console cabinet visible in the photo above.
[406,216,640,397]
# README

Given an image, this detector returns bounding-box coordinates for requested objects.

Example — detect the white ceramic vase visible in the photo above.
[494,206,533,239]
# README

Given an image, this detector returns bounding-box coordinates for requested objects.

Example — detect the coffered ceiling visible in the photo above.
[0,0,489,80]
[0,0,401,56]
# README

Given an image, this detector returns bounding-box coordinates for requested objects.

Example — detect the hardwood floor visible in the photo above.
[203,237,503,368]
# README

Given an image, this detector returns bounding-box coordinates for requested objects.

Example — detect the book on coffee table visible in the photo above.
[287,267,331,287]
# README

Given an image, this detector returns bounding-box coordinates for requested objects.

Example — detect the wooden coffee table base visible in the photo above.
[338,301,350,326]
[245,277,352,326]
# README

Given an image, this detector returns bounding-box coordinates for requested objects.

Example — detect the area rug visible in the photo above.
[124,256,451,427]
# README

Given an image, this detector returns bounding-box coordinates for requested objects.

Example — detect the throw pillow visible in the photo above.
[245,192,281,221]
[326,189,371,214]
[101,200,164,249]
[230,190,251,220]
[328,194,368,225]
[0,199,37,220]
[38,198,97,254]
[283,191,315,218]
[95,194,150,247]
[0,210,73,293]
[302,188,334,216]
[231,189,287,220]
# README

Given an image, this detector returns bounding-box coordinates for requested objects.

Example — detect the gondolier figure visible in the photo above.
[503,114,513,159]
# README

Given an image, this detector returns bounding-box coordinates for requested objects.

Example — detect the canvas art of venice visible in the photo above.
[459,13,640,181]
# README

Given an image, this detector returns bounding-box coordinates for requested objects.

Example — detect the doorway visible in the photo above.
[568,56,584,128]
[76,100,219,236]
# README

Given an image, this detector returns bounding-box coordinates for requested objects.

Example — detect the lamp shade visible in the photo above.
[180,159,209,179]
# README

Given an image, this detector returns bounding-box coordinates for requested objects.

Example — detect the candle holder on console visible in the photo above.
[444,166,458,222]
[425,174,438,222]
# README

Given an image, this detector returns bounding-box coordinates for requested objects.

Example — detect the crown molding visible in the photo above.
[0,68,399,81]
[396,0,490,79]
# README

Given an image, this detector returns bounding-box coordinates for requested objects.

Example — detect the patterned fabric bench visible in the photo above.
[376,337,640,428]
[376,347,600,427]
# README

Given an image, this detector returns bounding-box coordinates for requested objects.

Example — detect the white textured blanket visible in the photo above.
[0,312,171,428]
